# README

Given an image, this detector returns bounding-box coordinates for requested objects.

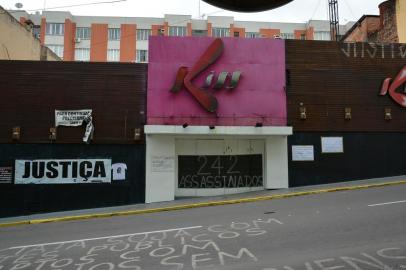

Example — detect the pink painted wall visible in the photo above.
[147,36,287,126]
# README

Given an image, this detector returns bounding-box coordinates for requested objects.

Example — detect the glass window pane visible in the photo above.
[136,50,148,63]
[169,26,187,37]
[107,49,120,62]
[280,33,294,39]
[108,28,121,40]
[137,29,152,40]
[76,27,91,39]
[212,28,229,38]
[46,23,64,36]
[245,32,259,38]
[75,48,90,61]
[314,31,331,41]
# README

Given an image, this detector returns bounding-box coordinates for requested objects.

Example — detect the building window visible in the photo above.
[32,25,41,39]
[300,33,306,40]
[212,28,230,38]
[136,50,148,63]
[76,27,91,40]
[107,49,120,62]
[169,26,187,37]
[314,31,331,41]
[192,30,207,37]
[46,23,64,36]
[245,32,259,38]
[47,45,64,58]
[75,48,90,61]
[137,29,152,40]
[280,33,294,39]
[233,31,240,37]
[108,28,121,40]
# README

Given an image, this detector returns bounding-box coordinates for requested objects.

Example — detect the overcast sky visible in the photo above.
[2,0,384,23]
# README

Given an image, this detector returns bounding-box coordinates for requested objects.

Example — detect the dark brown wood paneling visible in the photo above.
[286,40,406,132]
[0,60,147,143]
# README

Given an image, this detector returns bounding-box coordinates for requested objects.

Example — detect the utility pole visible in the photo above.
[198,0,201,19]
[328,0,340,41]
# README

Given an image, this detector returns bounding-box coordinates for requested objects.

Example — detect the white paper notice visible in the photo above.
[321,137,344,153]
[151,156,175,172]
[292,146,314,161]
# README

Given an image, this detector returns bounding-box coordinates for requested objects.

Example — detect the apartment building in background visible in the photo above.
[9,10,354,63]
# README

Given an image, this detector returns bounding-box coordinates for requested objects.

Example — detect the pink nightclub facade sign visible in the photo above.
[147,36,287,126]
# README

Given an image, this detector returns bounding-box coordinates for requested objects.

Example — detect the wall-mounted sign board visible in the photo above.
[0,167,12,183]
[151,156,175,172]
[178,155,263,189]
[292,146,314,161]
[15,159,112,184]
[321,137,344,153]
[148,36,287,126]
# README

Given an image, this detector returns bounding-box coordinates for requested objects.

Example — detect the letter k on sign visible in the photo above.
[380,65,406,107]
[170,38,225,113]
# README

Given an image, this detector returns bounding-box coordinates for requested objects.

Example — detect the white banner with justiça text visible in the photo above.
[15,159,112,184]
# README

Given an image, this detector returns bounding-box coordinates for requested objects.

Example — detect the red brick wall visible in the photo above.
[230,24,245,38]
[207,23,212,37]
[63,19,76,61]
[90,24,108,62]
[378,0,399,42]
[259,28,281,38]
[40,17,46,45]
[294,30,306,40]
[120,24,137,62]
[344,16,381,42]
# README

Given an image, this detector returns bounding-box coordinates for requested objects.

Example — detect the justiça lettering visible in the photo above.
[22,161,106,179]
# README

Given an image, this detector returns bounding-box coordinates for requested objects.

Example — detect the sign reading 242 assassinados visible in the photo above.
[178,155,263,189]
[15,159,111,184]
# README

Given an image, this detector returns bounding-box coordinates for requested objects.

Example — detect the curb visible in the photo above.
[1,180,405,228]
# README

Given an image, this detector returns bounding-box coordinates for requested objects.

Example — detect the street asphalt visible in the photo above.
[0,178,405,270]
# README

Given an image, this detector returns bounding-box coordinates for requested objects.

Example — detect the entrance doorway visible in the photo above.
[175,139,265,197]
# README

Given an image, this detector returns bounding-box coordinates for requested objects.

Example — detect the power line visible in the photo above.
[308,0,324,21]
[342,0,356,19]
[6,0,127,14]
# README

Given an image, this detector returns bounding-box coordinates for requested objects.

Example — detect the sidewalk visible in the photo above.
[1,175,406,227]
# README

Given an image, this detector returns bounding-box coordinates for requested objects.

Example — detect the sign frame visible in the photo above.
[177,154,263,189]
[292,145,315,161]
[0,167,13,184]
[321,137,344,154]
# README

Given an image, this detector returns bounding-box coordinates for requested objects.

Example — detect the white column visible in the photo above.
[145,135,176,203]
[265,136,289,189]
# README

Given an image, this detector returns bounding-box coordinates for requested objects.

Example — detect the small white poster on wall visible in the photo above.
[292,146,314,161]
[321,137,344,153]
[151,156,175,172]
[112,163,127,181]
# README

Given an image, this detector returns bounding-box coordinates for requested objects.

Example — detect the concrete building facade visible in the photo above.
[0,6,60,61]
[10,10,354,63]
